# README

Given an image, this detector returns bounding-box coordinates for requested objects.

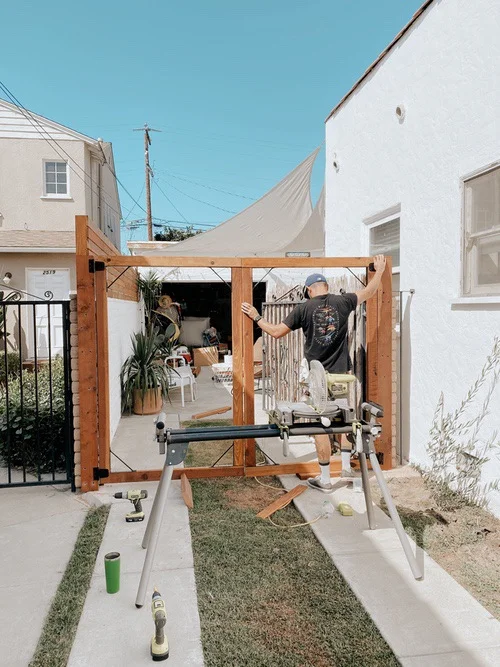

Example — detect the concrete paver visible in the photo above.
[0,485,86,667]
[69,477,204,666]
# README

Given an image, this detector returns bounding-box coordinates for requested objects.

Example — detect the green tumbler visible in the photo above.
[104,552,120,594]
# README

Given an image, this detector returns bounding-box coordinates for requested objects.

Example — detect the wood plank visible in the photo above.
[378,256,393,469]
[241,266,256,466]
[100,255,373,269]
[180,473,194,509]
[108,461,341,483]
[95,268,110,474]
[257,484,307,519]
[241,257,373,268]
[101,256,243,268]
[75,215,99,492]
[231,267,245,466]
[191,406,232,419]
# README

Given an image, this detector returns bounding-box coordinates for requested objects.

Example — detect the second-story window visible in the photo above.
[44,161,69,196]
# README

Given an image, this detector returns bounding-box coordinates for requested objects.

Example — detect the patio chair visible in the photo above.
[165,356,197,407]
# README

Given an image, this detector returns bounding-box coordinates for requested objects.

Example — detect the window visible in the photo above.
[369,217,400,270]
[463,166,500,296]
[44,161,69,196]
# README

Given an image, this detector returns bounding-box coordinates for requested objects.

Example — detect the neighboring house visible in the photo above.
[325,0,500,514]
[0,98,121,357]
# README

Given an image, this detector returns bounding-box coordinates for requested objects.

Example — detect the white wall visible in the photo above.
[108,298,142,440]
[325,0,500,515]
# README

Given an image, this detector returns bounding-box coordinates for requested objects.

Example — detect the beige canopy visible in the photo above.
[133,148,324,258]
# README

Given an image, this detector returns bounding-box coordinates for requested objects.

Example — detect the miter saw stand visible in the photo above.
[267,360,423,582]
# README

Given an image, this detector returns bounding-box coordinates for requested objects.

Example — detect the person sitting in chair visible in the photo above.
[241,254,387,493]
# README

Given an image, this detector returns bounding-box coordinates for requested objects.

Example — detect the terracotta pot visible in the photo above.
[133,388,163,415]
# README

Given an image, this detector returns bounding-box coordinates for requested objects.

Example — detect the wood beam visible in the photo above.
[75,216,99,492]
[241,267,256,466]
[230,267,245,466]
[98,256,374,269]
[95,269,110,474]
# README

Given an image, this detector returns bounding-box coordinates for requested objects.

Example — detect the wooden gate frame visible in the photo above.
[76,216,392,492]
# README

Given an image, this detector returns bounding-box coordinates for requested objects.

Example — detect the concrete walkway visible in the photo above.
[259,435,500,667]
[0,484,87,666]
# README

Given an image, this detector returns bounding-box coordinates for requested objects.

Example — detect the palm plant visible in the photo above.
[120,329,171,414]
[137,271,163,333]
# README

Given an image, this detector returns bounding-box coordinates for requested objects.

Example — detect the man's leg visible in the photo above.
[307,435,334,493]
[339,434,355,477]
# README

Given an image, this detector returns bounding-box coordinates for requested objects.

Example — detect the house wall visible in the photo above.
[0,139,86,231]
[108,297,143,441]
[0,253,76,292]
[325,0,500,515]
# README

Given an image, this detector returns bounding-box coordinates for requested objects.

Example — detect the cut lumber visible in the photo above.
[191,406,231,420]
[180,473,194,509]
[257,484,307,519]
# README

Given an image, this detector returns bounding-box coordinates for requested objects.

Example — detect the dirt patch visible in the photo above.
[371,474,500,619]
[224,476,283,511]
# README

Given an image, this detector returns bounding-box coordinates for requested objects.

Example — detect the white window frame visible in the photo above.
[363,204,401,273]
[461,161,500,297]
[41,159,71,199]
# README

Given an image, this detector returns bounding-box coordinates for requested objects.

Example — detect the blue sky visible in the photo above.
[2,0,423,248]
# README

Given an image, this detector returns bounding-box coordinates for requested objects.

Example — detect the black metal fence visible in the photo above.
[0,299,74,489]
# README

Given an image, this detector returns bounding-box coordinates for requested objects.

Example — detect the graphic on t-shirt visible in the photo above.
[312,305,339,346]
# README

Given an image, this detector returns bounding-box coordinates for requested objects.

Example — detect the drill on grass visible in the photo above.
[151,588,169,661]
[114,490,148,522]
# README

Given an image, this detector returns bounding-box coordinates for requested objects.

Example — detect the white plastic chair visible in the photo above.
[165,356,197,407]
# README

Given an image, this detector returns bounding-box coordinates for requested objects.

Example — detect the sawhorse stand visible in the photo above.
[135,406,423,608]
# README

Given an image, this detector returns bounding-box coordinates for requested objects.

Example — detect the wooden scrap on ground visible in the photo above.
[191,406,231,420]
[180,473,194,509]
[257,484,307,520]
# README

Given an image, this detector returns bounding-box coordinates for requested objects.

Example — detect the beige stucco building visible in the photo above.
[0,98,121,302]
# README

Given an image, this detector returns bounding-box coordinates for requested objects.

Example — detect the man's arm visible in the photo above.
[355,254,387,305]
[241,302,291,339]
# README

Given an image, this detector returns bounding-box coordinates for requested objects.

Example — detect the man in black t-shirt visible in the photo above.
[242,255,387,493]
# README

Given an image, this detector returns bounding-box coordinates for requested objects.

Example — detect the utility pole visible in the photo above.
[133,124,161,241]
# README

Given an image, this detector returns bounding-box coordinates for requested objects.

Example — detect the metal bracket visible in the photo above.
[89,259,106,274]
[166,442,189,466]
[93,467,110,481]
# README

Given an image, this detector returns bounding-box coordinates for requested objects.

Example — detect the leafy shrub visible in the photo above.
[0,352,21,384]
[424,337,500,510]
[0,357,69,474]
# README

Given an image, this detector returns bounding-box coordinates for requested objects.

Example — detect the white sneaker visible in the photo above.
[307,476,334,494]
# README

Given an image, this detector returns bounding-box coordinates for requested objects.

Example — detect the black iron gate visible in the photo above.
[0,298,74,489]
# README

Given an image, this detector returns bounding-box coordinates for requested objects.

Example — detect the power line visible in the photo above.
[151,178,190,223]
[155,176,237,215]
[121,183,145,221]
[156,170,256,201]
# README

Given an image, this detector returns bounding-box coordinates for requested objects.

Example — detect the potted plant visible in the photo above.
[121,329,171,415]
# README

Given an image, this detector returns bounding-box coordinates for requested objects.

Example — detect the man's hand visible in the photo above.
[373,254,386,274]
[241,302,259,320]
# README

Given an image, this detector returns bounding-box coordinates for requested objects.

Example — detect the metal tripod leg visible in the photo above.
[358,452,376,529]
[369,451,423,581]
[142,461,170,550]
[135,464,174,607]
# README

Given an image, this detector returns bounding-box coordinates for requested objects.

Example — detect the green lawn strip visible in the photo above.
[189,476,399,667]
[183,419,234,467]
[29,505,110,667]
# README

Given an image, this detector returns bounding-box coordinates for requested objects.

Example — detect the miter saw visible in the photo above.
[268,359,358,456]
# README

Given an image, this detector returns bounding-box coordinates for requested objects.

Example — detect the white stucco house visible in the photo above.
[325,0,500,514]
[0,98,121,303]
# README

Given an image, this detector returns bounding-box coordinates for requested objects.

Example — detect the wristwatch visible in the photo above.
[254,315,262,323]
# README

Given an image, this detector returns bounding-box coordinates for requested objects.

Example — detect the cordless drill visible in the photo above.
[114,490,148,522]
[151,588,169,661]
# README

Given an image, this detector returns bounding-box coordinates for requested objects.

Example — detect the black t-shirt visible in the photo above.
[283,293,358,373]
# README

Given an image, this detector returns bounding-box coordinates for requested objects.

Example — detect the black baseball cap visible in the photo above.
[304,273,327,298]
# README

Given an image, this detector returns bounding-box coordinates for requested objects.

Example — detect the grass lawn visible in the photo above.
[29,506,110,667]
[184,420,399,667]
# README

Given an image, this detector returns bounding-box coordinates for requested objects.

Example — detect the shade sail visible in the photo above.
[140,148,322,257]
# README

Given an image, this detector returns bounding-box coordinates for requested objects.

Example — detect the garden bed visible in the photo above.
[370,471,500,620]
